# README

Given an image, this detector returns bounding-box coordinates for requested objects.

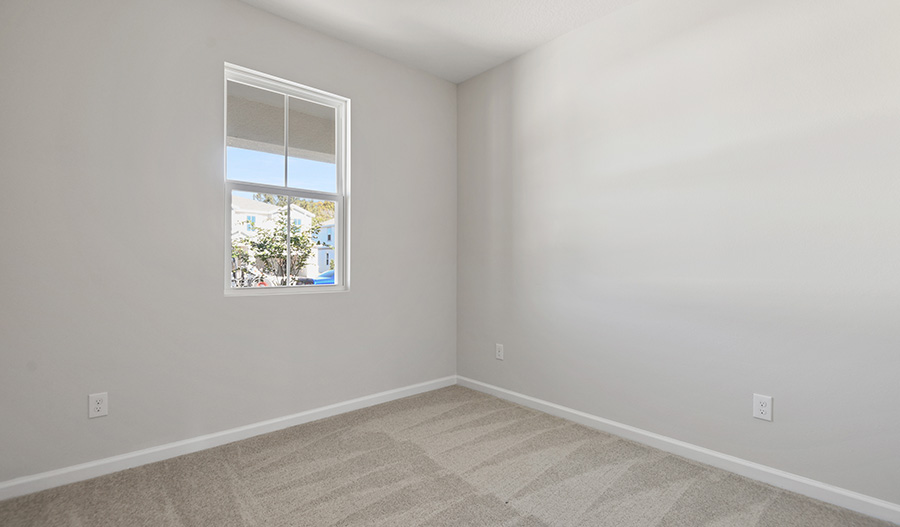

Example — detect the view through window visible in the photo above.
[225,65,349,291]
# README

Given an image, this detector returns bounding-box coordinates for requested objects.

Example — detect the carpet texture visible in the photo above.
[0,386,894,526]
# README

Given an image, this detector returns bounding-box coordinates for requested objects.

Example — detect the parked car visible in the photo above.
[313,269,335,285]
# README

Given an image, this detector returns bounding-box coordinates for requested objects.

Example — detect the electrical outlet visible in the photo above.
[89,392,108,418]
[495,343,504,361]
[753,393,772,421]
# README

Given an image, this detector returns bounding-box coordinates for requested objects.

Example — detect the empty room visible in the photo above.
[1,0,898,525]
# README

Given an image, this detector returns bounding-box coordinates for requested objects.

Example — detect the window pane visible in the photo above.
[287,97,336,192]
[231,192,337,288]
[227,82,285,186]
[231,191,289,288]
[291,199,337,286]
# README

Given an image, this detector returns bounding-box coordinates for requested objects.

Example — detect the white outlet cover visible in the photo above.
[89,392,109,418]
[753,393,772,421]
[495,343,504,360]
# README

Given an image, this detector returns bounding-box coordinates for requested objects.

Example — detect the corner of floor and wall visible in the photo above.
[2,0,899,525]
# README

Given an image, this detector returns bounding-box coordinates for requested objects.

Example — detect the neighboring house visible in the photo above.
[313,218,335,247]
[231,195,321,278]
[316,245,335,274]
[230,195,316,234]
[308,218,336,277]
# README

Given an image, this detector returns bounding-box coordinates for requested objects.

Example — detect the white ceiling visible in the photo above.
[240,0,641,83]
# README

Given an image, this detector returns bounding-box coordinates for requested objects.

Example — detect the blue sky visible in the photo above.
[227,147,336,193]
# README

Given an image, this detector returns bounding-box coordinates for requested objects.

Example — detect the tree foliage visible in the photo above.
[244,210,320,286]
[253,193,334,223]
[231,244,254,286]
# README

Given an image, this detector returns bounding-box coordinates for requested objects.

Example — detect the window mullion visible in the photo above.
[286,200,292,286]
[284,94,290,284]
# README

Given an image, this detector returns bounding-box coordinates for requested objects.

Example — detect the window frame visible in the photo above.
[224,63,350,295]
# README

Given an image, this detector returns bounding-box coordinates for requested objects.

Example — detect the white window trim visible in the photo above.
[224,63,350,296]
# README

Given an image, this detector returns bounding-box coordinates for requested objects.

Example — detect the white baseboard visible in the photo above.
[457,376,900,525]
[4,374,898,525]
[0,376,456,501]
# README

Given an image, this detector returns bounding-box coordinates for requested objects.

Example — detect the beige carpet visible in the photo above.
[0,386,894,527]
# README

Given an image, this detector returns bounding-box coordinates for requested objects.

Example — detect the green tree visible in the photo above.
[253,194,334,223]
[246,210,320,285]
[298,200,334,223]
[230,244,255,287]
[253,193,291,207]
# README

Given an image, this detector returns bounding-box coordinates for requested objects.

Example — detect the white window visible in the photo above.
[225,64,349,293]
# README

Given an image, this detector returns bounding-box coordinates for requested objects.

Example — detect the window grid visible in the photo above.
[224,64,349,294]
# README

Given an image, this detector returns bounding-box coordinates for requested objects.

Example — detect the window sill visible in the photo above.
[225,284,349,297]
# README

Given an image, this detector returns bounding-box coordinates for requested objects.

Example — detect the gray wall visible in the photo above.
[0,0,457,481]
[3,0,899,507]
[457,0,900,504]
